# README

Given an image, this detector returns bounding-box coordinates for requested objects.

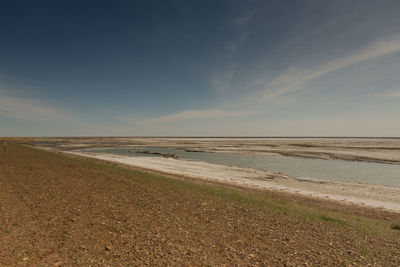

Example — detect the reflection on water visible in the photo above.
[84,147,400,187]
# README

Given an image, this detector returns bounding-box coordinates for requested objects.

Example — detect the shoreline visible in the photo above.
[66,150,400,213]
[28,137,400,165]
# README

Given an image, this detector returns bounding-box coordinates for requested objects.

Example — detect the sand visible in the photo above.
[67,151,400,213]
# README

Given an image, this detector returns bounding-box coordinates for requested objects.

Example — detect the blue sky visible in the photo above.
[1,0,400,136]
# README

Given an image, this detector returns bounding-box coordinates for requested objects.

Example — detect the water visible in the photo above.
[36,142,63,146]
[84,147,400,187]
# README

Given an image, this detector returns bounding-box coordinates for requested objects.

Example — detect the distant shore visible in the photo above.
[28,136,400,164]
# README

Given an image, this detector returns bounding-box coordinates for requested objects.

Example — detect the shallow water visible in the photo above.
[84,147,400,187]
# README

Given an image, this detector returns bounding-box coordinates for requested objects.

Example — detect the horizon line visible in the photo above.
[2,136,400,139]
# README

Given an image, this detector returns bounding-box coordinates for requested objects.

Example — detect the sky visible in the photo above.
[1,0,400,137]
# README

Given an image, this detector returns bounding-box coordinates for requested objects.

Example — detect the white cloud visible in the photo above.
[0,91,72,121]
[235,12,255,27]
[212,12,256,92]
[370,91,400,97]
[260,34,400,102]
[211,69,235,92]
[144,108,255,124]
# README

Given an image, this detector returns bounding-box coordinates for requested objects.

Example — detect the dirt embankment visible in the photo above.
[0,143,399,266]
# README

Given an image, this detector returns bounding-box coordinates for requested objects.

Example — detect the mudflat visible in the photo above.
[1,143,399,266]
[30,137,400,164]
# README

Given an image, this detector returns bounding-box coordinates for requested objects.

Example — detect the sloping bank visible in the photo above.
[1,143,399,266]
[67,151,400,213]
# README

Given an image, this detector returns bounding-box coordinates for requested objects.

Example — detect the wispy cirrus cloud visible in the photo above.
[211,69,235,92]
[0,90,72,121]
[211,10,256,92]
[235,11,256,27]
[259,34,400,102]
[369,91,400,97]
[143,108,255,124]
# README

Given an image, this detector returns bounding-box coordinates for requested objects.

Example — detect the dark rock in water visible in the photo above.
[163,153,178,159]
[184,149,203,152]
[136,150,152,154]
[136,150,178,159]
[136,150,163,156]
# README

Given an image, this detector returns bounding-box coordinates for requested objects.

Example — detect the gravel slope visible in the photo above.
[0,143,399,266]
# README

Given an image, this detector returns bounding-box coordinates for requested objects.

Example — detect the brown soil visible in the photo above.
[1,143,399,266]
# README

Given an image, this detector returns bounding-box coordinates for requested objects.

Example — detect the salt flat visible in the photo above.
[35,137,400,164]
